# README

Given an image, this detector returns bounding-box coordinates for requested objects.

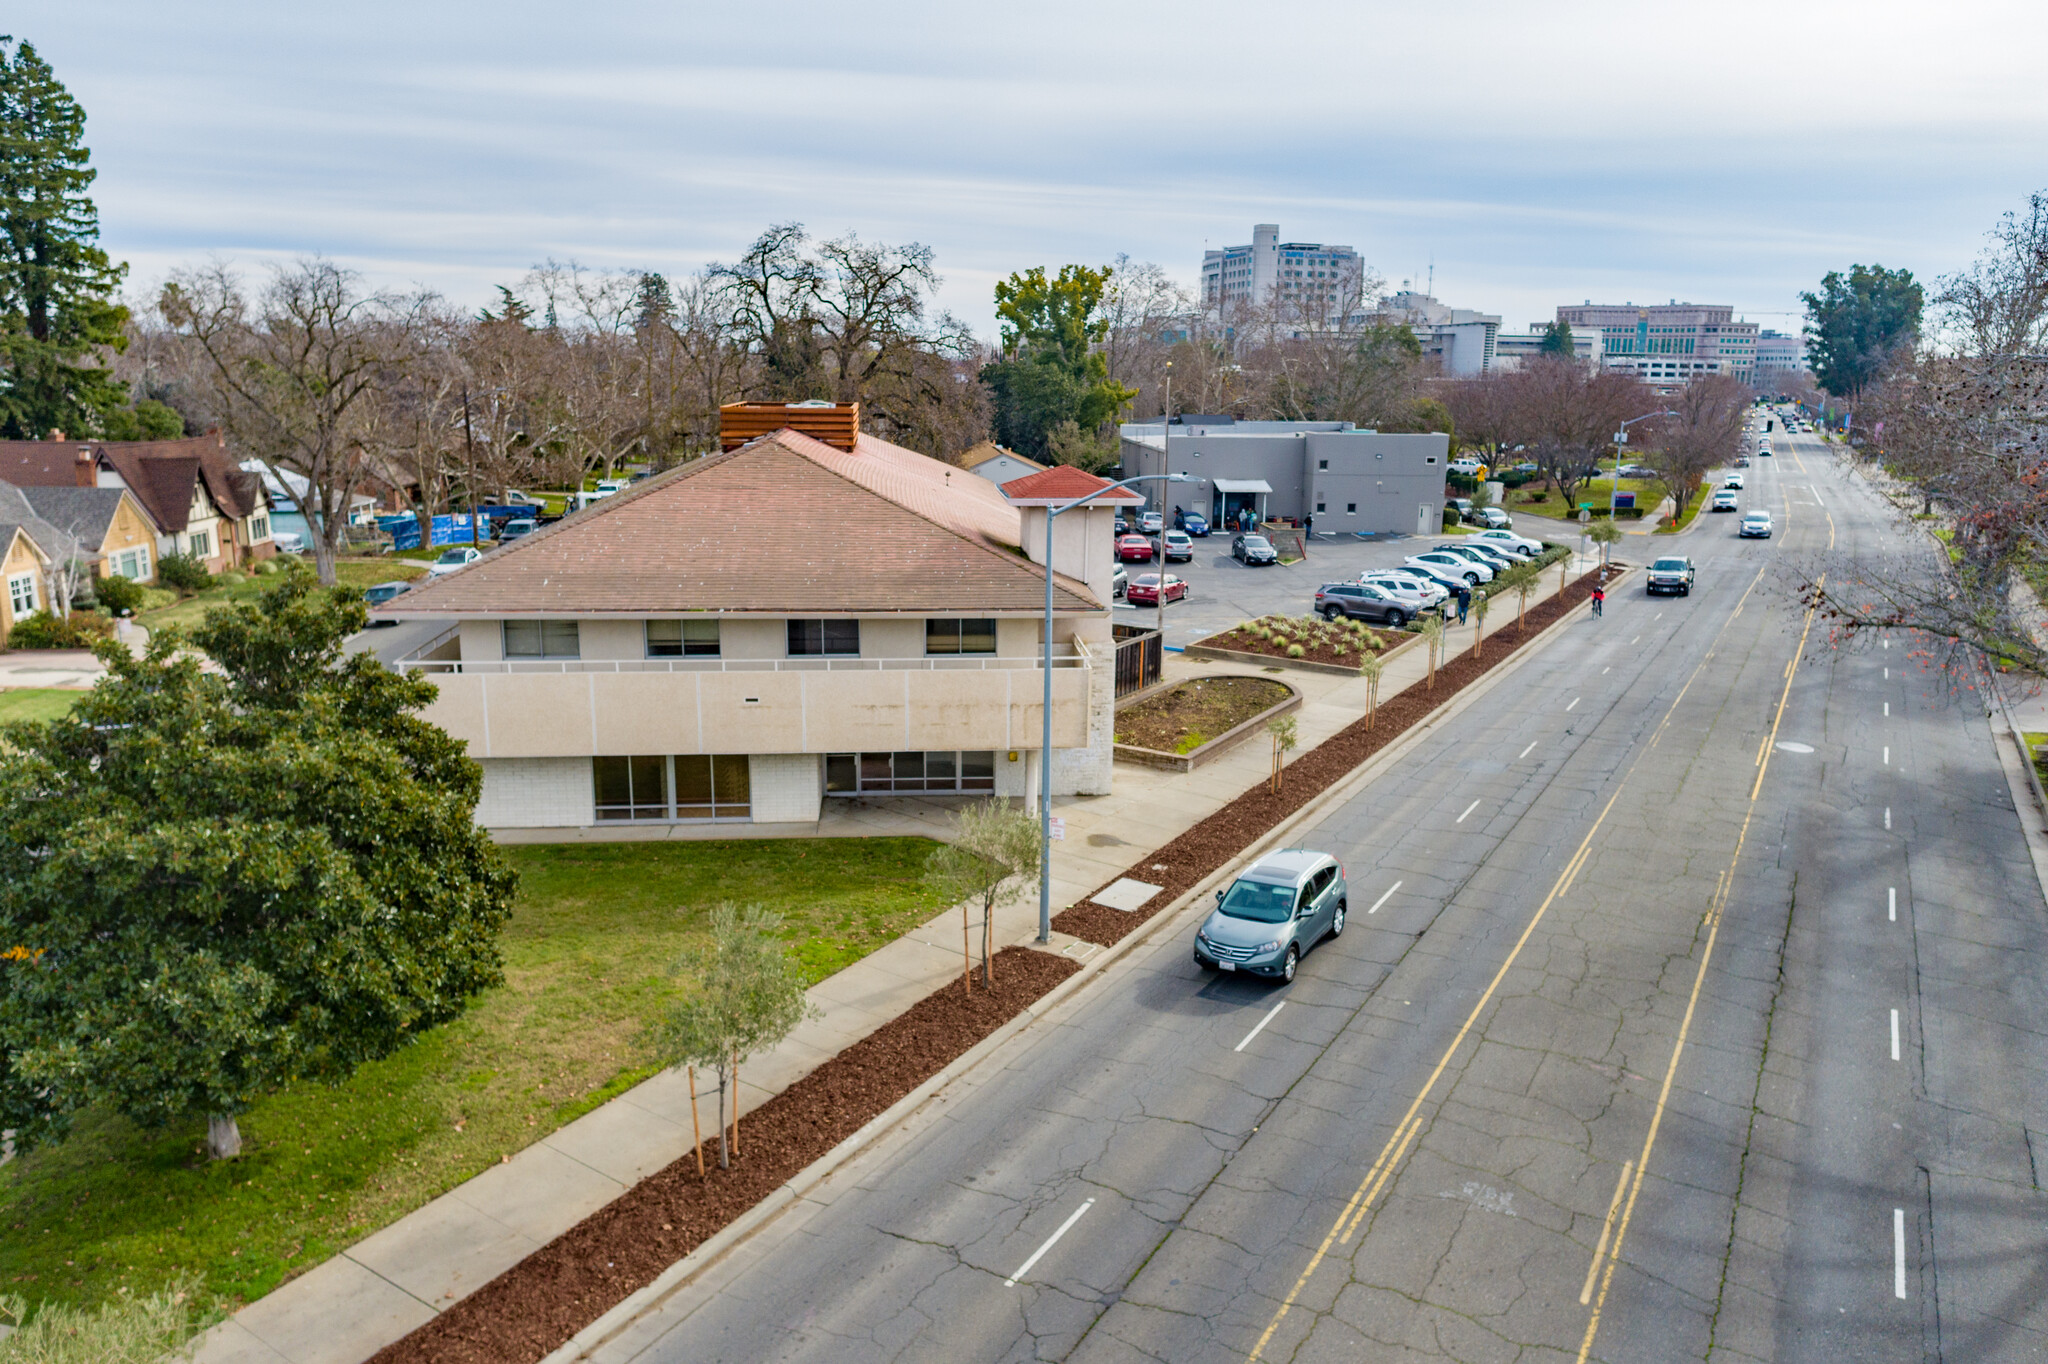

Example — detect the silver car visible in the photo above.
[1193,849,1348,983]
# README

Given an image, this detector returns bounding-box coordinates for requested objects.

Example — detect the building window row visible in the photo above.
[825,750,996,795]
[502,617,1002,662]
[594,753,751,821]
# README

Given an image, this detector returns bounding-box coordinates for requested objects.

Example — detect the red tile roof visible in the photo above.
[999,466,1146,505]
[382,428,1102,617]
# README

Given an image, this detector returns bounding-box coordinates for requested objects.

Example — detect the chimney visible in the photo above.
[719,401,860,453]
[75,449,95,487]
[47,428,65,442]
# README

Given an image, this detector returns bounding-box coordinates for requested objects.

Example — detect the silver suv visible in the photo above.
[1194,849,1347,982]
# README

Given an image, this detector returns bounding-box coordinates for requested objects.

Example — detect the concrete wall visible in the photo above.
[1123,426,1450,529]
[1305,432,1450,535]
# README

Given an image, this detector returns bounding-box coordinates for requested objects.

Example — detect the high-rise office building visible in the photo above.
[1201,224,1363,315]
[1554,301,1760,384]
[1754,330,1809,383]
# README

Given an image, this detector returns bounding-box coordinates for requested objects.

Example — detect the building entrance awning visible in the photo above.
[1210,478,1273,494]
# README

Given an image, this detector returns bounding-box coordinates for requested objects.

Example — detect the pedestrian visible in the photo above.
[1304,512,1314,539]
[1454,582,1471,624]
[1592,584,1605,617]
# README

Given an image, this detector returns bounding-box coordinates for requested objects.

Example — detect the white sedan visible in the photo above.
[1406,551,1493,586]
[1367,568,1451,607]
[1724,472,1746,489]
[1358,574,1437,612]
[1472,528,1544,557]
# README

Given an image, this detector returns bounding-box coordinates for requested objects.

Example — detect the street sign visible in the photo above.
[1614,492,1636,510]
[1048,816,1066,842]
[1578,508,1592,524]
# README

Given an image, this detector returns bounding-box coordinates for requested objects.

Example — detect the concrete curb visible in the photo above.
[1113,683,1302,773]
[545,571,1610,1362]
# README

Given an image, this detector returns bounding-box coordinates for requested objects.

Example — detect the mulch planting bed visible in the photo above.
[1115,676,1293,754]
[1193,613,1397,669]
[370,946,1079,1364]
[1055,568,1609,947]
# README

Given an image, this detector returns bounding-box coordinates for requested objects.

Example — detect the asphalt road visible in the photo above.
[592,424,2048,1363]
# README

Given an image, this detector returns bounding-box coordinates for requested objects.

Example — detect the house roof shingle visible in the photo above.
[959,441,1044,474]
[0,484,77,565]
[998,466,1147,506]
[15,486,130,548]
[382,427,1102,618]
[0,435,263,535]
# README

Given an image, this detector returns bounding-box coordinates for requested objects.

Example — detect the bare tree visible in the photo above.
[1502,359,1647,511]
[1642,374,1748,522]
[161,261,432,584]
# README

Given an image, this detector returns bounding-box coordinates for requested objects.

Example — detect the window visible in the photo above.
[646,619,720,657]
[594,755,669,821]
[594,755,750,821]
[7,572,36,617]
[1317,459,1328,469]
[826,751,996,794]
[1346,503,1358,514]
[1315,501,1326,513]
[186,529,212,559]
[503,620,580,658]
[925,618,996,655]
[673,755,751,820]
[788,619,860,656]
[249,513,270,542]
[113,546,150,580]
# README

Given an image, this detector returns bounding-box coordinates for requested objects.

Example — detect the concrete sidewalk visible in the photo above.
[192,554,1602,1364]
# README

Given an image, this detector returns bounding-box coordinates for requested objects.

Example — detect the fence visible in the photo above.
[1112,624,1162,699]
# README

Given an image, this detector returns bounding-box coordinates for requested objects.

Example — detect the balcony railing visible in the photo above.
[396,648,1088,676]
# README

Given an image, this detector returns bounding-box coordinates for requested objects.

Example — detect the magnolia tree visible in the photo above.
[0,573,516,1160]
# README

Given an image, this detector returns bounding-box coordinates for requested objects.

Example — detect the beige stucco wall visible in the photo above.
[417,665,1091,759]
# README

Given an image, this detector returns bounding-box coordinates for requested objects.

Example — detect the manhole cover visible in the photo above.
[1775,741,1814,754]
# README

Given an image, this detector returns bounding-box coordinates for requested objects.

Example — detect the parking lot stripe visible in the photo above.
[1457,800,1481,823]
[1518,741,1538,760]
[1234,1002,1285,1053]
[1566,697,1581,712]
[1366,881,1402,914]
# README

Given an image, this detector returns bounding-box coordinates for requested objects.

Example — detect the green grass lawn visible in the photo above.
[0,837,949,1314]
[0,689,82,723]
[1509,477,1664,521]
[1656,484,1712,534]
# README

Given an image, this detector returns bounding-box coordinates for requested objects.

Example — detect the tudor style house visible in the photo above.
[377,404,1138,834]
[0,433,274,574]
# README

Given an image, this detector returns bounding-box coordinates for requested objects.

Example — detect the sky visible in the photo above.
[34,0,2048,340]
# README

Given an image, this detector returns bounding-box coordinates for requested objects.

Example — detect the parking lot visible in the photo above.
[1114,516,1581,649]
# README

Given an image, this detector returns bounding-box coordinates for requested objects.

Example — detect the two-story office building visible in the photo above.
[377,407,1134,835]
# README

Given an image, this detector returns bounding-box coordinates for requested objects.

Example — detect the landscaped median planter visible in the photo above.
[1183,613,1419,676]
[1054,565,1619,947]
[1113,675,1301,773]
[367,947,1078,1364]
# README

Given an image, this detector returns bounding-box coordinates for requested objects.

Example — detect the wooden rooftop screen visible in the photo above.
[719,401,860,452]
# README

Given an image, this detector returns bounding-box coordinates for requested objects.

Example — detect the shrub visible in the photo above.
[217,570,247,586]
[92,573,144,615]
[1286,643,1305,658]
[7,610,115,650]
[250,558,278,575]
[1174,729,1208,755]
[156,552,211,592]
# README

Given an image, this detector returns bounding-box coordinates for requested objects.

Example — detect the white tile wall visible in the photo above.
[749,753,822,823]
[476,758,595,828]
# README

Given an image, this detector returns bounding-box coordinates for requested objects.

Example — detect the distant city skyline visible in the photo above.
[33,0,2045,342]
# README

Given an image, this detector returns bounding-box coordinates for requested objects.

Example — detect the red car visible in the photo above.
[1117,534,1155,562]
[1126,573,1187,605]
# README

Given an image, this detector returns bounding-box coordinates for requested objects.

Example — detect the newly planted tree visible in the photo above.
[1266,714,1298,794]
[1359,649,1384,728]
[645,904,815,1170]
[925,799,1041,990]
[1588,518,1622,577]
[0,574,517,1161]
[1421,614,1446,689]
[1471,586,1491,659]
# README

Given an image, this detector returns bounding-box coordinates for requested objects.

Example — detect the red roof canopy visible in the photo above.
[999,466,1146,506]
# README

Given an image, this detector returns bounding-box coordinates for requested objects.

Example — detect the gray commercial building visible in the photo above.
[1119,418,1449,535]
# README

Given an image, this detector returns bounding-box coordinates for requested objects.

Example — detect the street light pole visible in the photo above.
[1608,408,1678,577]
[1034,469,1194,944]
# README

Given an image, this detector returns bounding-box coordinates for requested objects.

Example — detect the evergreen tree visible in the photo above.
[980,265,1136,459]
[0,37,129,439]
[1801,264,1923,398]
[1537,319,1575,358]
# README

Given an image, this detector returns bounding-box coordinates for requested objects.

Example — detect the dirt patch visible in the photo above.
[1115,676,1292,754]
[1055,569,1605,946]
[369,946,1079,1364]
[1192,613,1396,670]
